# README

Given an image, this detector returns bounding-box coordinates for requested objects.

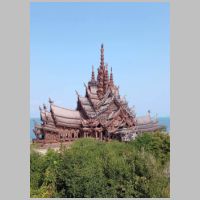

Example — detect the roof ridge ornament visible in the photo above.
[43,103,47,111]
[75,90,80,97]
[83,82,87,88]
[49,97,54,105]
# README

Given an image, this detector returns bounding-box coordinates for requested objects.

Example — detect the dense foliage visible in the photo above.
[30,132,170,198]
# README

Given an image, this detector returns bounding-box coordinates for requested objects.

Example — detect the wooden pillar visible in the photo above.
[66,131,68,141]
[63,131,65,141]
[95,131,97,139]
[76,130,79,139]
[69,130,71,141]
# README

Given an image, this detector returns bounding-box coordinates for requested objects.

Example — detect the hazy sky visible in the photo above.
[30,2,170,118]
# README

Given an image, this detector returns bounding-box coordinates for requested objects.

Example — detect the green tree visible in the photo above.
[30,132,170,198]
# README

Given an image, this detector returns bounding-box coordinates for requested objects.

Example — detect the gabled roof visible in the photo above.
[50,104,82,128]
[85,85,99,107]
[79,96,91,105]
[95,88,112,108]
[51,104,81,119]
[78,96,96,116]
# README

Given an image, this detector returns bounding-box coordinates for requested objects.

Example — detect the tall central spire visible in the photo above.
[97,44,115,99]
[100,43,104,69]
[97,44,105,99]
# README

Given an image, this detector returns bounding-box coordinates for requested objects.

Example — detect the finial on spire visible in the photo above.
[100,43,104,68]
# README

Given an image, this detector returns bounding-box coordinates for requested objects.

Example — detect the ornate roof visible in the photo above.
[34,44,161,141]
[50,104,81,119]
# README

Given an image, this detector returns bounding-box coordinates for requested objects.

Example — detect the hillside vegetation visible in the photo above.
[30,132,170,198]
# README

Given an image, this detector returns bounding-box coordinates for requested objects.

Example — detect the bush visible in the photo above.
[30,132,170,198]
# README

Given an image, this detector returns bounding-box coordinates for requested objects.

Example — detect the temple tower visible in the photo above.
[103,64,109,92]
[97,44,106,99]
[100,43,104,68]
[91,65,95,82]
[109,67,114,87]
[88,65,97,88]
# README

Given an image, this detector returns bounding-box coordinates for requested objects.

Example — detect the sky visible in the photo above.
[30,2,170,118]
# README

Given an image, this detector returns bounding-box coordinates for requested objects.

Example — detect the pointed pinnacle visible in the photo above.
[83,82,87,88]
[75,90,79,97]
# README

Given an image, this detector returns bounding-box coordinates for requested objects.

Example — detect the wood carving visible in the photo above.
[33,44,162,144]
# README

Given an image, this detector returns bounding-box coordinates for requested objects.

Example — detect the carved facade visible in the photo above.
[33,44,163,144]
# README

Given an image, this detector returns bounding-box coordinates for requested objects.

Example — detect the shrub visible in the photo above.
[30,132,170,198]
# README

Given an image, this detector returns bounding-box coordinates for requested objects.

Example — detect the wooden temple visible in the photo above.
[33,44,163,144]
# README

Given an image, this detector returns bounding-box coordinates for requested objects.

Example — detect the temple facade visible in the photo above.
[33,44,163,144]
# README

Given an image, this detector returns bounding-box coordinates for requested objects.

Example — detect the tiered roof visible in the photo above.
[34,44,162,140]
[50,104,82,128]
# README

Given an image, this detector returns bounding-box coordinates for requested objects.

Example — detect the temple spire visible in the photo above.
[104,64,109,91]
[100,43,104,69]
[91,65,95,82]
[109,67,114,87]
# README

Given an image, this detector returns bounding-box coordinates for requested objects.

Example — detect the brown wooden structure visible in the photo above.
[33,44,163,144]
